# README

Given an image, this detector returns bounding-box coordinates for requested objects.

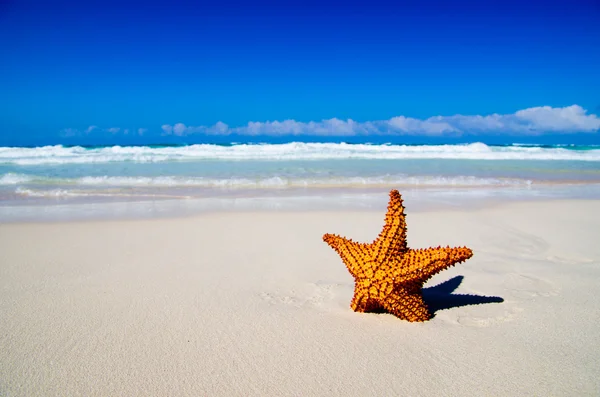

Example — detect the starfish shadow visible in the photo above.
[422,275,504,316]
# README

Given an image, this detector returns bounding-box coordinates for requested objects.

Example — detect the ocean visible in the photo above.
[1,142,599,221]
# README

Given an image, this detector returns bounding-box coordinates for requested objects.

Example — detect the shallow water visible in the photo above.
[1,142,599,221]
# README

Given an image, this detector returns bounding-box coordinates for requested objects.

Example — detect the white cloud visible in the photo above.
[137,128,147,135]
[386,116,458,135]
[159,121,229,136]
[59,128,79,137]
[161,105,599,137]
[60,126,144,137]
[208,121,229,134]
[172,123,188,136]
[514,105,600,132]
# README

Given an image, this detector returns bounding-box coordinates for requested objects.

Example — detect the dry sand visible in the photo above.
[1,200,599,396]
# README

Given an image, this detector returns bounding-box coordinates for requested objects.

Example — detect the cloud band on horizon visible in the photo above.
[161,105,600,136]
[64,105,600,138]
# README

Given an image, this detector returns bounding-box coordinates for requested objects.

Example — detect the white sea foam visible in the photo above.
[1,142,599,165]
[6,174,532,190]
[15,187,79,198]
[79,175,531,188]
[0,173,35,184]
[13,187,192,199]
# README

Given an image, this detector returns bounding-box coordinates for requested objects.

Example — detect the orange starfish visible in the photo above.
[323,189,473,322]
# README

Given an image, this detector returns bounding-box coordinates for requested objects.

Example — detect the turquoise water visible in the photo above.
[1,142,599,220]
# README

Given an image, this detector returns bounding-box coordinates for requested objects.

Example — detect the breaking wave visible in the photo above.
[0,173,35,184]
[1,142,599,165]
[3,173,532,189]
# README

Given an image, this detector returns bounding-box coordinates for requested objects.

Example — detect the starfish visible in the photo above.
[323,189,473,322]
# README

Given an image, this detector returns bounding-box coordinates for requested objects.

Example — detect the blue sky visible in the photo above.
[1,0,599,145]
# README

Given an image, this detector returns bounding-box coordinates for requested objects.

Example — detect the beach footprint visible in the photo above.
[455,306,524,327]
[259,291,304,308]
[259,281,353,312]
[482,221,549,258]
[502,273,559,300]
[545,254,596,266]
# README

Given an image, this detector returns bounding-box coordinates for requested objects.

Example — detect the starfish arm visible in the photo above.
[380,286,432,322]
[350,286,384,313]
[372,189,408,260]
[323,233,372,277]
[394,246,474,284]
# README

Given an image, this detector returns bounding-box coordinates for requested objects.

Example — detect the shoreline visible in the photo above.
[2,184,600,224]
[3,197,600,227]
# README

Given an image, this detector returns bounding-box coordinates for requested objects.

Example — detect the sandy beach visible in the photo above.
[1,199,599,396]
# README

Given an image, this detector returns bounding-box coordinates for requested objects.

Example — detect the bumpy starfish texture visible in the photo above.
[323,189,473,322]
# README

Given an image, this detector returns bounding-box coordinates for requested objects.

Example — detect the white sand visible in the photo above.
[1,200,599,396]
